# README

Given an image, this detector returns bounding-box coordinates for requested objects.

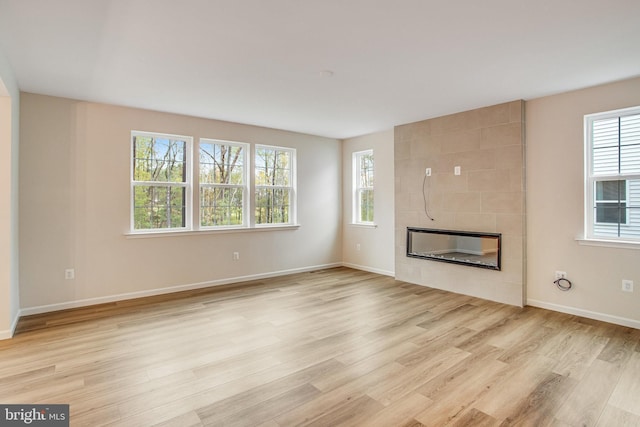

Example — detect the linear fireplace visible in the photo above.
[407,227,501,270]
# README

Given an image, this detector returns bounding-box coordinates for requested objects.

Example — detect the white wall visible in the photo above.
[526,76,640,328]
[0,49,20,338]
[342,130,395,276]
[19,94,342,312]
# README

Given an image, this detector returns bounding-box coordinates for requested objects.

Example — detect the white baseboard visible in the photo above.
[13,268,639,334]
[341,262,394,277]
[0,309,21,340]
[527,299,640,330]
[20,263,343,317]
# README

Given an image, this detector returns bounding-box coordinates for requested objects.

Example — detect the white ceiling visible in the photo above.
[0,0,639,139]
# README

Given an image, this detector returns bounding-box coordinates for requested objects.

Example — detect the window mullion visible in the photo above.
[133,181,188,187]
[618,116,622,175]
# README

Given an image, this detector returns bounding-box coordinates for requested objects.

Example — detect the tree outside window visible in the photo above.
[132,132,190,231]
[200,140,247,227]
[255,146,295,225]
[131,132,296,232]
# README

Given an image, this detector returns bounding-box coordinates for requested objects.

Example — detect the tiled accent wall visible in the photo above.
[394,101,525,306]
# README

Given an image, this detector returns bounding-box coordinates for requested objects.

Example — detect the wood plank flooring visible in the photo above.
[2,267,640,426]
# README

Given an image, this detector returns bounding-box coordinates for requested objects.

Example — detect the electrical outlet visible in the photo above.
[554,271,567,280]
[622,279,634,292]
[356,243,361,251]
[425,168,431,177]
[233,252,240,261]
[65,268,75,280]
[454,166,461,175]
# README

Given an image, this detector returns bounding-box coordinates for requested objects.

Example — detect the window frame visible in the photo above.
[585,106,640,241]
[130,132,299,235]
[130,131,193,233]
[254,144,297,227]
[353,149,374,225]
[198,138,250,229]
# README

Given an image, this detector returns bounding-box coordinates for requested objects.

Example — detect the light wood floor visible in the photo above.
[2,267,640,426]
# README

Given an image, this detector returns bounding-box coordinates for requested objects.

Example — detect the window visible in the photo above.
[255,146,295,225]
[585,107,640,240]
[353,149,374,223]
[131,131,296,233]
[199,139,248,228]
[131,131,191,231]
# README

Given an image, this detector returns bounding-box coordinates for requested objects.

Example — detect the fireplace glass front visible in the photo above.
[406,227,501,270]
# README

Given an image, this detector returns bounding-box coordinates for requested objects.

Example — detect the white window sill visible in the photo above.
[125,224,301,239]
[576,237,640,250]
[348,223,378,229]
